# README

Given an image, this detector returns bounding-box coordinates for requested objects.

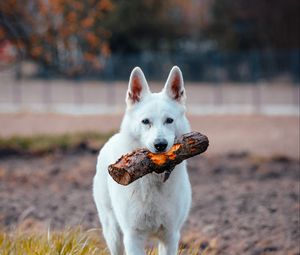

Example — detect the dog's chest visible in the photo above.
[130,175,171,233]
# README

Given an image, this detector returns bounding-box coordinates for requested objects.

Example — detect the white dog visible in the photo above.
[93,66,192,255]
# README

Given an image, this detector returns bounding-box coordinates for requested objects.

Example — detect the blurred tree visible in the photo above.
[0,0,113,75]
[1,0,298,78]
[103,0,184,53]
[207,0,300,50]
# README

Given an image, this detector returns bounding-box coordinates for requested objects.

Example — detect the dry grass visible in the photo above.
[0,228,107,255]
[0,228,217,255]
[0,132,113,155]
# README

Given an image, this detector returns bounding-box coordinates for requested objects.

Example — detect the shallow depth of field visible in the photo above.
[0,0,299,254]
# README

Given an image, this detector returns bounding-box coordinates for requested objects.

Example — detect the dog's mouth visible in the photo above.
[150,147,171,154]
[148,147,167,154]
[148,144,176,183]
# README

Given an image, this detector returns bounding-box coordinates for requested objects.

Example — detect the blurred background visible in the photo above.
[0,1,299,254]
[0,0,299,114]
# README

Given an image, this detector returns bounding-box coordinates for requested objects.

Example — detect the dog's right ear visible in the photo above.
[126,67,150,107]
[163,66,186,104]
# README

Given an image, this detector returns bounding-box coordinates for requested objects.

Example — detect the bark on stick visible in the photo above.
[108,131,209,185]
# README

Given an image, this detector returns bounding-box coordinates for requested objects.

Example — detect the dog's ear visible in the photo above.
[163,66,186,104]
[126,67,150,107]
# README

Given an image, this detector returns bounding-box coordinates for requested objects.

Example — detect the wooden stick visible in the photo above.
[108,131,209,185]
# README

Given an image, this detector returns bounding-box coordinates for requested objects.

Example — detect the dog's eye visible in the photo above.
[165,118,174,124]
[142,118,150,125]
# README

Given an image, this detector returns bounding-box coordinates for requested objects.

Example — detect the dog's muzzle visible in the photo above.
[154,138,168,152]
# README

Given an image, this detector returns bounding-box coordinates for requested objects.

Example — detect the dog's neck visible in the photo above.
[137,172,167,201]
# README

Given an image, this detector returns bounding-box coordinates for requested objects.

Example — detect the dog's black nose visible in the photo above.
[154,139,168,152]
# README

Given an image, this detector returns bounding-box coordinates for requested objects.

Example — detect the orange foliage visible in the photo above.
[31,46,43,57]
[51,0,63,13]
[83,52,95,62]
[82,18,94,28]
[67,12,77,23]
[0,0,113,72]
[73,1,83,10]
[101,42,111,57]
[38,1,49,16]
[97,0,114,11]
[85,32,99,47]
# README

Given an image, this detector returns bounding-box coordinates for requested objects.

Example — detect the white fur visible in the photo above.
[93,66,192,255]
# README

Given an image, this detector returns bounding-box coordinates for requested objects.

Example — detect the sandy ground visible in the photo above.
[0,113,299,159]
[0,113,299,254]
[0,151,299,254]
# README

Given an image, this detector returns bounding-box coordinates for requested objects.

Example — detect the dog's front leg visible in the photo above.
[123,231,146,255]
[158,231,180,255]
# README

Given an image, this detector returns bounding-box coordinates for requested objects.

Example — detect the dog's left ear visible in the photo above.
[163,66,186,104]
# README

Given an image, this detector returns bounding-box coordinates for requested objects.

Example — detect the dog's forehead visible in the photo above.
[134,93,183,117]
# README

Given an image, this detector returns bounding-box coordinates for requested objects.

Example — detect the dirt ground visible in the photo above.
[0,113,299,254]
[0,150,299,255]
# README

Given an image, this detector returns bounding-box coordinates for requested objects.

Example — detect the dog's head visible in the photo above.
[121,66,190,153]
